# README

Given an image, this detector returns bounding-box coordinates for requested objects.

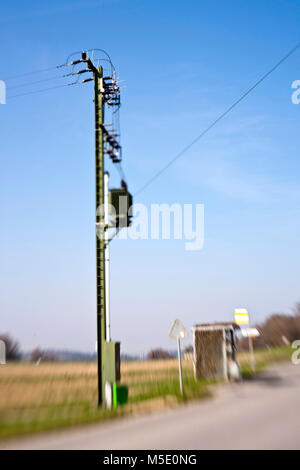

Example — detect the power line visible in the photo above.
[3,64,66,81]
[135,42,300,197]
[8,83,74,100]
[7,74,69,91]
[4,50,127,187]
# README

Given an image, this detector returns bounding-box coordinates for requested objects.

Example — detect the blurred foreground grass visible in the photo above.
[239,345,292,378]
[0,346,292,439]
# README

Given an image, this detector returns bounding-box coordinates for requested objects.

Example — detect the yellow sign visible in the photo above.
[234,308,249,325]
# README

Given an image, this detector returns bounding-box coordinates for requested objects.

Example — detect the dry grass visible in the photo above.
[0,347,291,439]
[0,358,203,439]
[0,362,97,409]
[0,359,194,409]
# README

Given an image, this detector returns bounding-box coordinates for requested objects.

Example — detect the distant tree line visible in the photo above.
[0,334,21,361]
[29,347,58,363]
[147,348,175,360]
[2,302,300,362]
[240,302,300,349]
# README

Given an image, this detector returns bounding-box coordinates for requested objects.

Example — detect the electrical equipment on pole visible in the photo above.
[65,50,132,407]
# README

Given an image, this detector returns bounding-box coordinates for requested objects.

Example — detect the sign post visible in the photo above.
[248,335,255,372]
[235,308,256,372]
[169,319,188,395]
[177,336,183,395]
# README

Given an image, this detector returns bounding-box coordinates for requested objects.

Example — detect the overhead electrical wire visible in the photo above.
[4,42,299,194]
[7,74,70,91]
[3,49,127,183]
[8,82,75,99]
[65,49,127,183]
[3,64,67,82]
[4,50,127,181]
[134,41,300,197]
[3,61,75,100]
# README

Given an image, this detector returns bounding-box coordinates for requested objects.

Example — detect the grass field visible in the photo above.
[0,346,292,439]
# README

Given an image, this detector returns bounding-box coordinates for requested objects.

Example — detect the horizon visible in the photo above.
[1,0,300,355]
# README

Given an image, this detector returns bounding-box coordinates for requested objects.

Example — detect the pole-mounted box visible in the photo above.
[108,189,133,227]
[104,340,121,383]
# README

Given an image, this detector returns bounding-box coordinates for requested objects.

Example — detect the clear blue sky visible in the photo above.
[1,0,300,354]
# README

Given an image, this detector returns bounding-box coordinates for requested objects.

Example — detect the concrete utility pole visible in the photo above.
[93,64,106,406]
[65,51,131,408]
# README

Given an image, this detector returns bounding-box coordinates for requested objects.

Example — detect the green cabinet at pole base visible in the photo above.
[113,384,128,407]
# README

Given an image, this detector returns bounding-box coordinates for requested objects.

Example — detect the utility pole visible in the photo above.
[93,64,106,406]
[65,50,131,408]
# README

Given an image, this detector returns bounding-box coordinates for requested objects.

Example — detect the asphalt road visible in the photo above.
[1,362,300,450]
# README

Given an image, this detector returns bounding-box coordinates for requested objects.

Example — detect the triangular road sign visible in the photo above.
[169,319,189,339]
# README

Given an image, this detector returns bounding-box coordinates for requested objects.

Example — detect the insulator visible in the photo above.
[76,69,91,74]
[69,59,83,66]
[81,78,93,83]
